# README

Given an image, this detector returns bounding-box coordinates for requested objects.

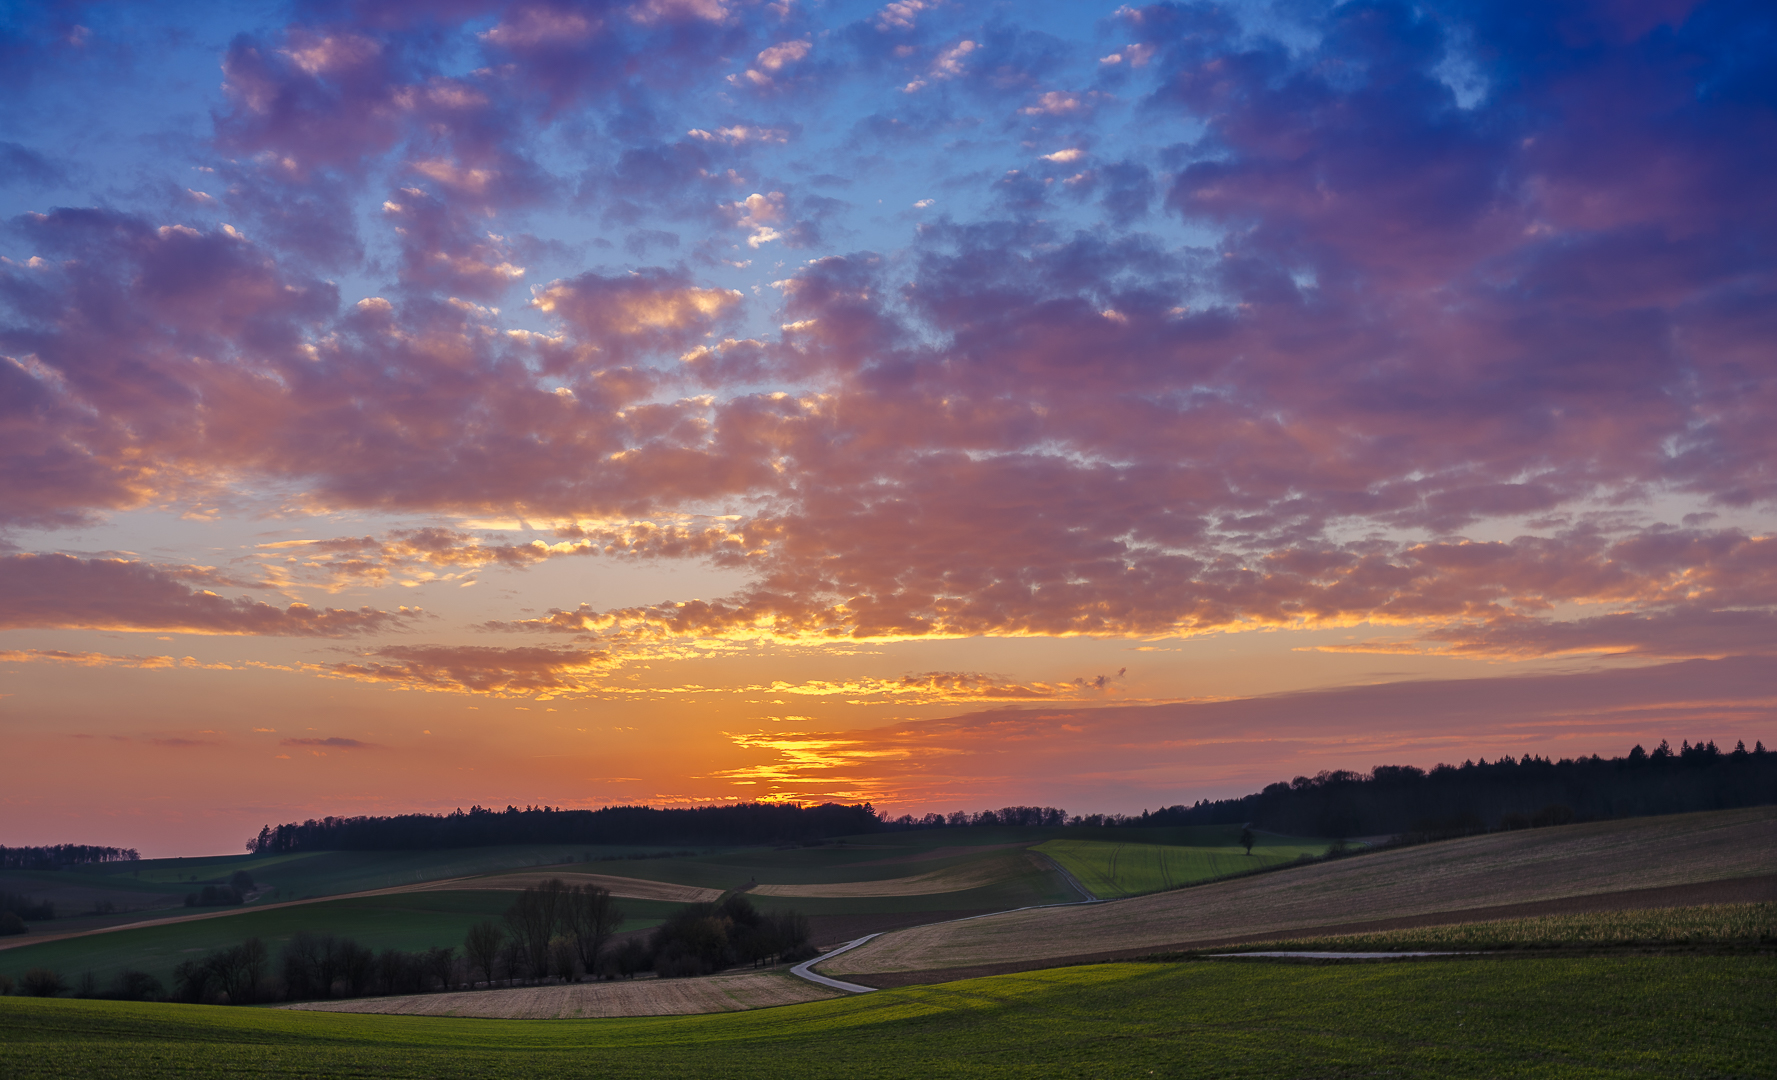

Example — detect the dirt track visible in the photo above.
[284,970,839,1018]
[823,806,1777,979]
[752,852,1041,897]
[414,871,722,903]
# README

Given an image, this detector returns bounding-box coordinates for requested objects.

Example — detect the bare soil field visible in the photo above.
[841,842,1035,868]
[751,852,1043,897]
[283,970,840,1018]
[413,871,721,903]
[824,806,1777,979]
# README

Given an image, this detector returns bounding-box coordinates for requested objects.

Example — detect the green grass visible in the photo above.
[0,893,688,991]
[32,845,708,904]
[1201,902,1777,953]
[1,956,1770,1078]
[1037,829,1328,898]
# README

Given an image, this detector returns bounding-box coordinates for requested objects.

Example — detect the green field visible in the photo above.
[2,956,1770,1078]
[0,893,689,991]
[1037,827,1328,898]
[24,844,697,904]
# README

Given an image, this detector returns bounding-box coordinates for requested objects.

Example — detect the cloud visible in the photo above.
[0,554,420,636]
[315,644,611,696]
[1,0,1772,684]
[279,736,382,749]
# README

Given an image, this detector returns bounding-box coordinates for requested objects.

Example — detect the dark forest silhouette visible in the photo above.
[246,801,880,854]
[242,739,1774,853]
[1143,738,1775,839]
[0,845,139,870]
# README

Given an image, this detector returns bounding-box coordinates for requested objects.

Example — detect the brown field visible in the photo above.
[823,806,1777,978]
[413,871,722,903]
[283,970,840,1019]
[1210,901,1777,952]
[751,852,1042,897]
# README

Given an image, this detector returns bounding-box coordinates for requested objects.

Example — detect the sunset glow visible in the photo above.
[3,0,1772,854]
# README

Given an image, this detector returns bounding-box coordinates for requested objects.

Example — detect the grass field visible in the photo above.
[0,892,689,992]
[1,956,1770,1078]
[1037,830,1327,898]
[9,844,703,909]
[827,806,1777,976]
[1201,902,1777,953]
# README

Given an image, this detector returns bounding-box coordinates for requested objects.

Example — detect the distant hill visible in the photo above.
[1144,739,1776,839]
[247,802,880,854]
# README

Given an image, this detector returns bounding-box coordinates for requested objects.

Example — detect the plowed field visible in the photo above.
[823,805,1777,976]
[284,971,838,1018]
[750,852,1042,897]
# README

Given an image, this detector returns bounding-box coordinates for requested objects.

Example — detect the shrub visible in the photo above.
[112,970,164,1001]
[21,968,64,997]
[0,911,26,936]
[0,973,13,995]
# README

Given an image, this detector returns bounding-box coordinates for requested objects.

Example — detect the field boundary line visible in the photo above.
[1030,850,1097,902]
[793,935,883,993]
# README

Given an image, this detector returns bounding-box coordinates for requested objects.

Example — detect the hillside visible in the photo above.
[822,805,1777,982]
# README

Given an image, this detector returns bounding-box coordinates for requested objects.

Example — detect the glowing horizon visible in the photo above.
[2,0,1772,856]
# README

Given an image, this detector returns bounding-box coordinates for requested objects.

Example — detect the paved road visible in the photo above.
[790,934,883,994]
[1207,950,1474,959]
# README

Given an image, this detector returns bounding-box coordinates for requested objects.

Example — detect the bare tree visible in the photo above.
[464,920,503,988]
[561,883,624,978]
[426,946,457,992]
[504,878,568,980]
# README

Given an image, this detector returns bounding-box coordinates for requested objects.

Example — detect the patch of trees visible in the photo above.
[184,871,255,907]
[648,893,816,977]
[1,891,55,926]
[458,879,626,987]
[1141,739,1777,838]
[246,802,880,854]
[877,806,1070,829]
[462,883,813,984]
[0,844,139,870]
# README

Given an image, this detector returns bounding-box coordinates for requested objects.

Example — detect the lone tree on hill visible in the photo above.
[1240,827,1255,855]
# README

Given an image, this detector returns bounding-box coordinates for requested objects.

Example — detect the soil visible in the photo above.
[839,874,1777,988]
[285,969,840,1019]
[822,806,1777,980]
[842,843,1036,868]
[415,871,721,903]
[752,852,1041,898]
[804,909,1001,950]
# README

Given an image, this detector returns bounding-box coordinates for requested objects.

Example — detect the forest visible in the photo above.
[246,801,881,854]
[1143,739,1776,838]
[240,740,1774,854]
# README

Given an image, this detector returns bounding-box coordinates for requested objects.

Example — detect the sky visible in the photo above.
[2,0,1773,856]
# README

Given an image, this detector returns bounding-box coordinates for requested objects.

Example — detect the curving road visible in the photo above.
[790,934,883,994]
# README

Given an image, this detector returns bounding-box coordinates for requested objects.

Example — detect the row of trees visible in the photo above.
[461,879,625,986]
[877,806,1071,830]
[183,871,256,908]
[247,802,881,854]
[0,845,139,870]
[7,880,815,1004]
[1143,739,1776,838]
[648,893,816,977]
[236,738,1771,861]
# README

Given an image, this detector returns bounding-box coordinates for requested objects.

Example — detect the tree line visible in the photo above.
[0,845,139,870]
[1142,738,1776,838]
[246,802,880,853]
[3,879,813,1004]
